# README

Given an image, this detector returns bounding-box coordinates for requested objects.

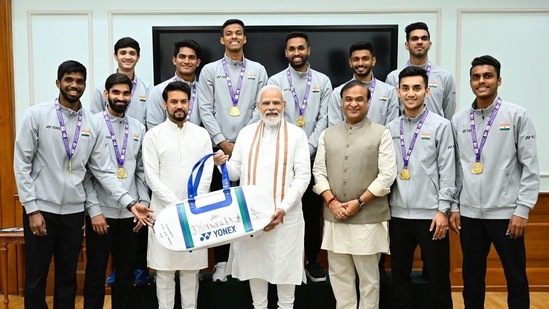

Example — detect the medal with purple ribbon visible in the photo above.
[103,110,129,179]
[222,58,247,116]
[470,97,502,174]
[286,69,312,127]
[55,99,82,171]
[399,109,429,180]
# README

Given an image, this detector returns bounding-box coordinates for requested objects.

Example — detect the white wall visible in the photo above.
[11,0,549,191]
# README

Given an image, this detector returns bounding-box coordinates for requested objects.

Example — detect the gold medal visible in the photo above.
[296,115,305,127]
[68,160,72,171]
[116,167,127,179]
[399,168,410,180]
[229,106,240,116]
[472,161,483,174]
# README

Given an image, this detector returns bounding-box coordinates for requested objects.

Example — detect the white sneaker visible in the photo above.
[212,262,228,282]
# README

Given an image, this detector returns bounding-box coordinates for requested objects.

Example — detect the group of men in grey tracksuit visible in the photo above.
[13,19,539,309]
[383,22,539,309]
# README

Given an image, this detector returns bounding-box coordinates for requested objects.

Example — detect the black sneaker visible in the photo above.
[306,261,327,283]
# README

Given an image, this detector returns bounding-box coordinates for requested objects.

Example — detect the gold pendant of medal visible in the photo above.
[116,167,127,179]
[229,106,240,116]
[296,115,305,127]
[399,168,410,180]
[472,161,483,174]
[68,160,72,171]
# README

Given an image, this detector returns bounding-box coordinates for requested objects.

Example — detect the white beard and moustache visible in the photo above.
[260,111,283,127]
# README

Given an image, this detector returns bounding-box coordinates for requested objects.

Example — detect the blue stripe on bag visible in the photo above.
[235,187,253,232]
[177,202,194,249]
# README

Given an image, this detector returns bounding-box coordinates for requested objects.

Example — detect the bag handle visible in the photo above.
[187,152,233,214]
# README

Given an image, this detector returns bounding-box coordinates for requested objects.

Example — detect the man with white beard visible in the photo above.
[213,85,311,309]
[265,32,332,282]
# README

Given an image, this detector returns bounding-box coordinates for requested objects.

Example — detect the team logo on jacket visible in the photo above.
[133,134,140,142]
[428,82,438,89]
[312,86,320,93]
[81,129,90,137]
[139,96,146,102]
[499,123,510,131]
[247,74,256,80]
[379,96,388,102]
[421,133,431,140]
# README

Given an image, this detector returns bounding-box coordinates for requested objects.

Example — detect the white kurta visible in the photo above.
[143,119,213,270]
[225,120,311,284]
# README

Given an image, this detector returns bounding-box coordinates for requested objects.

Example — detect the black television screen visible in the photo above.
[152,25,398,88]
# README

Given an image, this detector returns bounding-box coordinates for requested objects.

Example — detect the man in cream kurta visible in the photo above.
[214,85,310,309]
[143,81,213,309]
[313,80,396,309]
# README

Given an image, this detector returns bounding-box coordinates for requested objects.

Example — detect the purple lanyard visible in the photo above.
[406,61,431,78]
[172,76,197,120]
[366,76,376,104]
[399,109,429,169]
[102,110,129,168]
[470,98,502,163]
[222,58,247,107]
[131,78,137,97]
[121,77,138,111]
[55,99,82,161]
[286,69,312,117]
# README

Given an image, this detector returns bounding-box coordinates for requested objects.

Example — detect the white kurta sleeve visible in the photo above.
[142,129,180,207]
[366,128,397,197]
[312,130,331,194]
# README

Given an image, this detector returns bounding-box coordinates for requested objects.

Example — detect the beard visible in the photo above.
[169,109,188,122]
[289,55,308,70]
[59,88,83,104]
[107,98,128,114]
[260,111,283,127]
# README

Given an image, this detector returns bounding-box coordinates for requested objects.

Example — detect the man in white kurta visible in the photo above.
[214,85,311,309]
[143,81,213,309]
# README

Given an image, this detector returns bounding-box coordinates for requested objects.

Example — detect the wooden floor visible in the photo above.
[3,292,549,308]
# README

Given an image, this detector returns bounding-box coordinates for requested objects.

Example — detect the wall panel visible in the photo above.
[457,9,549,190]
[27,11,93,109]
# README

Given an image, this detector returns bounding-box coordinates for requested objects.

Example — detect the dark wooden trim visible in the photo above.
[0,0,20,295]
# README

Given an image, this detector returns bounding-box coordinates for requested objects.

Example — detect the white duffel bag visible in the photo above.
[154,152,274,251]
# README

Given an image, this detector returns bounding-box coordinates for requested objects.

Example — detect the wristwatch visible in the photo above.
[358,197,367,209]
[126,200,138,212]
[439,208,451,216]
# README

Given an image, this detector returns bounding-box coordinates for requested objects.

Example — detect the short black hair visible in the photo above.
[349,41,374,57]
[221,19,245,36]
[57,60,87,81]
[285,32,309,47]
[405,22,430,41]
[173,39,202,58]
[470,55,501,79]
[105,73,132,93]
[398,66,428,89]
[162,81,191,102]
[114,37,140,56]
[340,80,370,101]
